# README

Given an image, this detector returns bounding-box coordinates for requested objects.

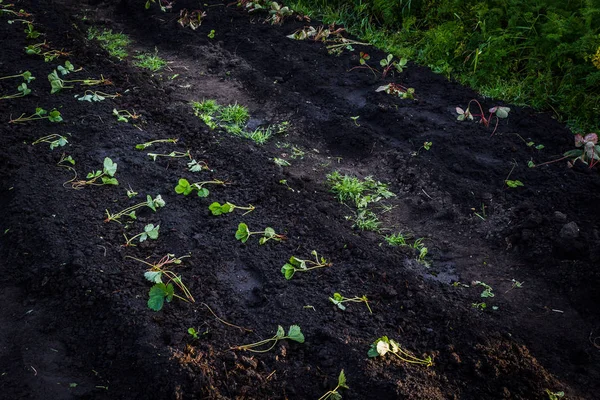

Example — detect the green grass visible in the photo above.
[133,51,168,72]
[285,0,600,133]
[87,27,131,60]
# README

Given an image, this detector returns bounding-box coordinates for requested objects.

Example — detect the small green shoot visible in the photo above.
[76,90,120,102]
[208,29,215,39]
[128,254,194,311]
[175,178,226,198]
[48,64,109,94]
[281,250,331,280]
[350,116,360,126]
[472,281,494,298]
[376,83,415,99]
[69,157,118,189]
[123,223,160,246]
[274,157,291,167]
[505,279,524,294]
[329,293,372,313]
[9,107,62,124]
[24,22,41,39]
[187,159,210,172]
[230,325,304,352]
[105,194,165,223]
[368,336,433,367]
[235,222,286,245]
[318,370,349,400]
[134,49,167,72]
[504,160,523,188]
[209,201,255,216]
[135,138,178,150]
[32,134,68,149]
[188,327,201,339]
[147,150,190,162]
[113,108,140,123]
[545,389,565,400]
[25,41,69,62]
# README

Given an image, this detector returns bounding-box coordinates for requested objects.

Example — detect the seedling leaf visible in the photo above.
[281,264,295,280]
[287,325,304,343]
[144,271,162,283]
[338,370,348,389]
[235,223,250,243]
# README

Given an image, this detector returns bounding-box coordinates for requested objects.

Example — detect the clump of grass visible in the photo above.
[326,171,395,231]
[87,27,131,60]
[191,99,288,145]
[134,49,167,72]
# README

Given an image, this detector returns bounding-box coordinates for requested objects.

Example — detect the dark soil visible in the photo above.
[1,1,599,399]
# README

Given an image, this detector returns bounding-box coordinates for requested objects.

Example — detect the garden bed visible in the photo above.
[0,1,599,399]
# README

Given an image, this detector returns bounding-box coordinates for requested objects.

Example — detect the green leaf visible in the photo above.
[148,283,168,311]
[101,176,119,185]
[235,222,250,243]
[264,227,276,238]
[145,224,160,239]
[281,264,295,280]
[48,70,64,94]
[209,202,224,215]
[276,325,285,338]
[338,370,348,389]
[48,110,63,122]
[144,271,162,283]
[146,195,156,211]
[165,283,174,302]
[103,158,117,176]
[495,106,510,119]
[286,325,304,343]
[289,256,302,267]
[197,187,209,197]
[175,178,192,195]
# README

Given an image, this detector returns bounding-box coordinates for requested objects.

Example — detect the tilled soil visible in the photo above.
[1,1,599,399]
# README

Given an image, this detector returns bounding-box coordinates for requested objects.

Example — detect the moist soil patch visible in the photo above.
[1,1,599,399]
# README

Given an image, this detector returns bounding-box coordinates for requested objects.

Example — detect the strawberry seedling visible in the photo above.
[123,223,160,247]
[113,108,141,123]
[128,254,195,311]
[368,336,433,367]
[318,370,349,400]
[48,63,110,94]
[376,83,415,99]
[236,222,286,245]
[456,100,510,136]
[105,194,165,223]
[175,178,226,198]
[329,293,372,313]
[9,107,62,123]
[32,133,68,149]
[76,90,120,102]
[178,9,206,30]
[208,202,255,216]
[0,83,31,99]
[230,325,304,352]
[148,150,190,161]
[25,41,70,62]
[135,138,178,150]
[70,157,118,189]
[472,280,494,298]
[281,250,331,279]
[187,159,210,172]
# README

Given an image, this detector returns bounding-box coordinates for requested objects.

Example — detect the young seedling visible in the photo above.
[48,64,110,94]
[230,325,304,352]
[0,70,35,82]
[208,201,255,216]
[379,54,408,77]
[127,254,194,311]
[456,100,510,136]
[32,133,68,149]
[187,159,210,172]
[178,8,206,30]
[9,107,62,123]
[207,29,215,39]
[368,336,433,367]
[505,279,524,294]
[25,41,70,62]
[329,293,372,313]
[235,222,286,245]
[273,157,291,167]
[145,0,174,12]
[281,250,331,279]
[175,178,226,198]
[76,90,120,102]
[384,232,410,246]
[411,141,432,156]
[113,108,141,123]
[105,194,165,223]
[0,70,34,100]
[148,150,190,162]
[376,83,415,99]
[529,133,599,169]
[504,160,523,188]
[472,280,495,298]
[350,116,360,126]
[24,22,41,39]
[472,204,487,221]
[267,2,292,25]
[135,138,178,150]
[70,157,118,189]
[318,370,349,400]
[87,27,131,60]
[123,223,160,246]
[126,185,138,198]
[545,389,565,400]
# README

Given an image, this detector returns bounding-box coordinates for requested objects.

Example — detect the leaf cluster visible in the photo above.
[368,336,433,367]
